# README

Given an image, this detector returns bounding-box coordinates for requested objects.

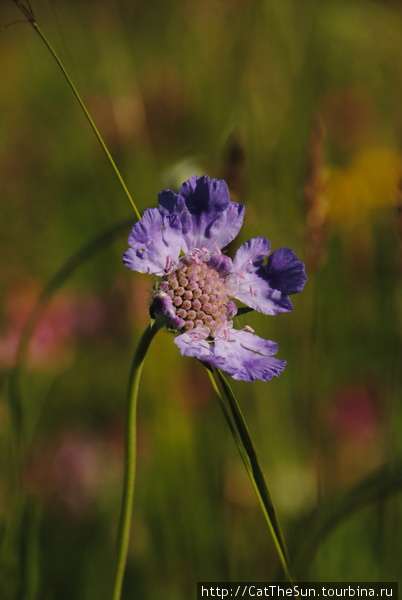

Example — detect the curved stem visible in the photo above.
[24,17,141,219]
[9,219,132,454]
[111,320,162,600]
[207,367,296,583]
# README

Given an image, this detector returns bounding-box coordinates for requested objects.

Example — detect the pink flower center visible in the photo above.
[157,259,230,332]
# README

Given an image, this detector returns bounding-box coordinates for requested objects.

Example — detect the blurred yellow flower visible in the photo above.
[326,147,402,226]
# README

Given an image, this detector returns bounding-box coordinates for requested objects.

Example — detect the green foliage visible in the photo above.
[1,0,401,598]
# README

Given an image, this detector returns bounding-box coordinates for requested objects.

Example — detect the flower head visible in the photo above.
[123,176,307,382]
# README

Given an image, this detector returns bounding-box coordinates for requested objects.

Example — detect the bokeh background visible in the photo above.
[1,0,402,598]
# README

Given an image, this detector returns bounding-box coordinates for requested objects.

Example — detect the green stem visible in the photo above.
[18,497,41,600]
[26,19,141,219]
[208,367,295,583]
[10,219,132,454]
[111,320,162,600]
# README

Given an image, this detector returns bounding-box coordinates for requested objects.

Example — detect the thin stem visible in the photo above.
[208,367,296,583]
[9,218,132,455]
[15,7,141,219]
[111,320,162,600]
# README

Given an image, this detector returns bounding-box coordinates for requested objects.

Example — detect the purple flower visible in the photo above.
[123,176,307,382]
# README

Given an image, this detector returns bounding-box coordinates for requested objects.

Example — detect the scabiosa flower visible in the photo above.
[123,176,307,382]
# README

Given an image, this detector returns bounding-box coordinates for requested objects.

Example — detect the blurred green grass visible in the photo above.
[1,0,402,598]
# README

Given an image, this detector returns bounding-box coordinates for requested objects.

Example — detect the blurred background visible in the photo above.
[1,0,401,598]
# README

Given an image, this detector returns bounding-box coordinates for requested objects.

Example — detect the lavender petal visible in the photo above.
[151,293,185,329]
[227,237,305,315]
[174,330,215,361]
[262,248,308,295]
[214,330,286,382]
[178,176,245,252]
[123,208,183,276]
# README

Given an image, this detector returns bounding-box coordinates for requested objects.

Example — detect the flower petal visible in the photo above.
[262,248,308,294]
[123,208,183,276]
[174,330,215,362]
[207,253,233,275]
[227,237,288,314]
[227,238,306,315]
[178,176,245,252]
[214,329,286,382]
[158,189,192,234]
[174,327,286,383]
[151,292,185,329]
[231,236,271,271]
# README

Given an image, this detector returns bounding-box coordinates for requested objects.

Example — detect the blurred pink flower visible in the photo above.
[25,429,123,517]
[320,381,386,489]
[0,286,109,369]
[329,383,381,441]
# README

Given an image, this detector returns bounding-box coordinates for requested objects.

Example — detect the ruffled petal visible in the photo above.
[174,329,215,362]
[214,330,286,382]
[174,327,286,383]
[123,208,183,276]
[158,189,185,216]
[158,189,192,234]
[226,238,305,315]
[226,237,288,314]
[231,236,271,271]
[262,248,307,294]
[180,175,229,214]
[178,176,245,252]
